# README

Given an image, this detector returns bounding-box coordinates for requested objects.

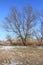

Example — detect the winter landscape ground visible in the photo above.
[0,46,43,65]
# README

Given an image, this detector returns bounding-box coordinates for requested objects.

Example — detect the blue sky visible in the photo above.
[0,0,43,40]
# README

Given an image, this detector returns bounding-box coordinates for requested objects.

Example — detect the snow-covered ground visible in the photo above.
[0,46,14,50]
[0,46,27,50]
[0,46,43,65]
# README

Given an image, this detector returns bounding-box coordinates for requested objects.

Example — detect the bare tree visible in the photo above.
[38,11,43,45]
[32,30,41,45]
[34,11,43,45]
[6,35,13,44]
[4,5,36,46]
[40,20,43,45]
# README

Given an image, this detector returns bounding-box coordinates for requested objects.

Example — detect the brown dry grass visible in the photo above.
[0,46,43,65]
[1,39,43,46]
[3,39,43,46]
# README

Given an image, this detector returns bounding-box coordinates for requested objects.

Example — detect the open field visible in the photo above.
[0,46,43,65]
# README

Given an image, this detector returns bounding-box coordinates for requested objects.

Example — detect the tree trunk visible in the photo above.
[23,42,26,46]
[22,39,26,46]
[40,39,42,46]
